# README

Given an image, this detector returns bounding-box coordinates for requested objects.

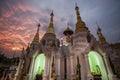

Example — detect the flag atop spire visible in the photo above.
[97,23,106,44]
[75,3,88,32]
[46,10,55,34]
[32,23,40,42]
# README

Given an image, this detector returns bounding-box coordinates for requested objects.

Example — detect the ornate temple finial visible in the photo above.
[67,23,69,27]
[75,3,77,6]
[32,23,40,42]
[96,22,101,32]
[50,10,54,24]
[46,10,55,34]
[51,10,54,16]
[63,24,73,43]
[75,3,79,10]
[38,23,40,27]
[37,23,40,33]
[75,3,80,21]
[75,3,88,32]
[96,23,106,44]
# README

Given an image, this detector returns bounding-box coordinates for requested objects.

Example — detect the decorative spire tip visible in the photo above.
[51,10,54,16]
[96,22,101,32]
[75,3,79,10]
[38,23,40,27]
[67,23,69,27]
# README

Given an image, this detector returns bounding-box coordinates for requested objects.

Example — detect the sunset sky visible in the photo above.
[0,0,120,57]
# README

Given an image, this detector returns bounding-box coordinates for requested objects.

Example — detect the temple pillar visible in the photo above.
[43,55,49,80]
[48,55,52,80]
[66,56,71,79]
[103,54,117,80]
[14,58,23,80]
[84,54,93,80]
[56,56,61,80]
[70,55,74,79]
[79,54,84,80]
[28,57,34,80]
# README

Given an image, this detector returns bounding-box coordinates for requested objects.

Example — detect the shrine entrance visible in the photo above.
[88,51,109,80]
[33,54,45,80]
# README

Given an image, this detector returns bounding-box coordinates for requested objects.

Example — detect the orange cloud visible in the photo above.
[0,1,66,57]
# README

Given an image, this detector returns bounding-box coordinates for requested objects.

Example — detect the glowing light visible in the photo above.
[88,51,108,80]
[36,54,45,74]
[60,38,63,40]
[32,53,45,79]
[12,47,21,51]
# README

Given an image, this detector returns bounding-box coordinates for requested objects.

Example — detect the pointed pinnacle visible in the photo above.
[96,22,101,32]
[51,10,54,16]
[38,23,40,27]
[75,3,79,10]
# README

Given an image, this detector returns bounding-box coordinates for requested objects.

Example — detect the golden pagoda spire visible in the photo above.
[75,3,81,23]
[46,11,55,34]
[97,24,106,44]
[32,23,40,42]
[75,3,88,32]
